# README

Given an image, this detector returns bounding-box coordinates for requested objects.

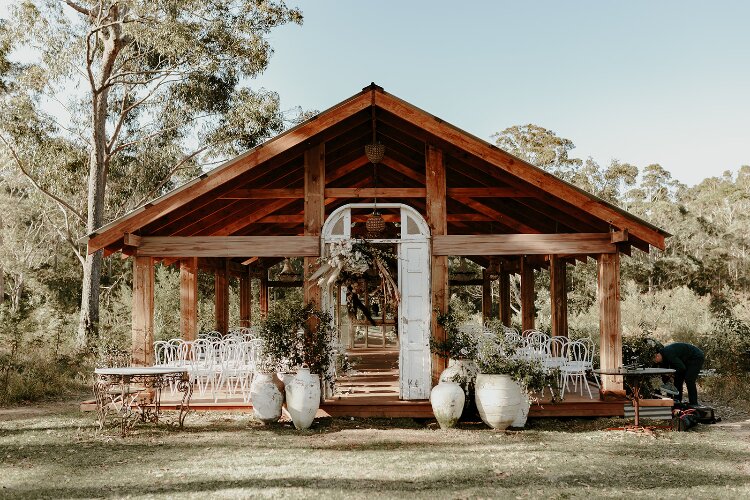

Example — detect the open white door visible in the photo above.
[398,206,432,400]
[398,240,431,399]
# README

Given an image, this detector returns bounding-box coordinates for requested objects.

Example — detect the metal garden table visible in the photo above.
[93,366,192,436]
[594,367,675,429]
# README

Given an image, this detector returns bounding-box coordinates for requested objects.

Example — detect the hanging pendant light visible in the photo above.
[365,106,385,236]
[279,258,299,282]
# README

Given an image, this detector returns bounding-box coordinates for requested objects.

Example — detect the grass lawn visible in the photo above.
[1,403,749,499]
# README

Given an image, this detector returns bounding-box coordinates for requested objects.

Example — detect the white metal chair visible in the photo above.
[560,340,594,399]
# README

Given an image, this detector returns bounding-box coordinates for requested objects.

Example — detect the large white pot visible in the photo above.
[250,372,283,424]
[430,382,465,429]
[441,359,479,409]
[474,374,522,430]
[511,394,531,428]
[285,366,321,430]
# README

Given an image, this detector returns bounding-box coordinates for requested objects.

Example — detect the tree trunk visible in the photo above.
[76,13,125,349]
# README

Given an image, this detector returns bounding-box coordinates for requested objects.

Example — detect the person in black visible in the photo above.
[653,342,705,404]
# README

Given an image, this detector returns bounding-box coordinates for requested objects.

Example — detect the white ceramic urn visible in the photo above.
[430,382,465,429]
[285,366,321,430]
[511,393,531,428]
[250,372,283,424]
[474,374,522,430]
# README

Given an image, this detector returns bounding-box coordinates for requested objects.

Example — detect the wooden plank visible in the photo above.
[450,197,542,234]
[215,259,229,334]
[499,270,512,327]
[259,271,269,318]
[135,236,320,257]
[549,255,568,338]
[324,187,426,198]
[239,269,252,328]
[131,256,154,366]
[611,228,629,243]
[123,233,141,247]
[520,256,535,331]
[380,156,426,184]
[426,144,447,383]
[447,187,533,198]
[482,269,492,322]
[304,144,325,308]
[432,234,617,256]
[219,188,304,199]
[373,90,667,250]
[179,257,198,341]
[87,91,372,253]
[598,252,623,391]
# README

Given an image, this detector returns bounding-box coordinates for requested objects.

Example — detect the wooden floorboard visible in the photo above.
[80,347,625,418]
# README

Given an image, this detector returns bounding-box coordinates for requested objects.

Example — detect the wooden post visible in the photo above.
[426,144,447,383]
[259,270,269,318]
[498,270,511,326]
[482,269,492,322]
[214,258,229,334]
[131,256,154,366]
[179,257,198,341]
[549,255,568,338]
[598,252,623,391]
[304,144,325,309]
[239,268,252,328]
[520,256,535,332]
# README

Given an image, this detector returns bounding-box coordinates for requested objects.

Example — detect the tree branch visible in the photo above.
[135,146,208,207]
[0,135,86,223]
[61,0,94,17]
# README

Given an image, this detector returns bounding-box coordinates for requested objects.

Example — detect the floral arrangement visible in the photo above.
[309,239,399,304]
[430,308,481,360]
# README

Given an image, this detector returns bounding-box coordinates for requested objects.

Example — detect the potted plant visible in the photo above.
[253,304,337,429]
[473,330,555,430]
[431,308,481,398]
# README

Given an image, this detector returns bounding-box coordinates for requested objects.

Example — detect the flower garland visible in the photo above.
[309,239,400,305]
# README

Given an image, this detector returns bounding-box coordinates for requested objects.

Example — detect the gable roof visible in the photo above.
[86,84,669,256]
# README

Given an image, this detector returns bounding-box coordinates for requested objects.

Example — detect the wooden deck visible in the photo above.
[81,348,625,418]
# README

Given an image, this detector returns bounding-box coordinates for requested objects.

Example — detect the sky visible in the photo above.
[251,0,750,187]
[2,1,748,187]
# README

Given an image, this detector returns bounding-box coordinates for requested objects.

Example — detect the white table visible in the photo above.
[93,366,192,436]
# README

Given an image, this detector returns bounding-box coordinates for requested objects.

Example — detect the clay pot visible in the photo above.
[474,374,522,430]
[285,366,321,430]
[511,394,531,428]
[250,372,283,424]
[430,382,465,429]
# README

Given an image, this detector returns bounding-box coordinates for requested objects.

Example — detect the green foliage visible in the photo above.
[258,299,338,384]
[431,305,479,360]
[474,331,551,395]
[699,314,750,375]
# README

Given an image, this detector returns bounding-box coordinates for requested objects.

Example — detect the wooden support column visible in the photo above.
[239,267,252,328]
[498,270,512,327]
[520,256,535,332]
[481,269,492,322]
[304,143,325,309]
[259,270,269,318]
[179,257,198,341]
[426,144,448,383]
[131,256,154,366]
[549,255,568,338]
[598,252,623,391]
[214,259,229,334]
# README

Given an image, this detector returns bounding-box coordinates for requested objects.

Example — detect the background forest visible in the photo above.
[0,1,748,406]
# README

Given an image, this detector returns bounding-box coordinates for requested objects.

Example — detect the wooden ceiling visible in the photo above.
[88,84,668,271]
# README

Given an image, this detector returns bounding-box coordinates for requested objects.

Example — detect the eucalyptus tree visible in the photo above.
[0,1,302,348]
[492,124,583,181]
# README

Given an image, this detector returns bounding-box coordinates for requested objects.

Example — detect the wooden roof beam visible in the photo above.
[433,234,617,256]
